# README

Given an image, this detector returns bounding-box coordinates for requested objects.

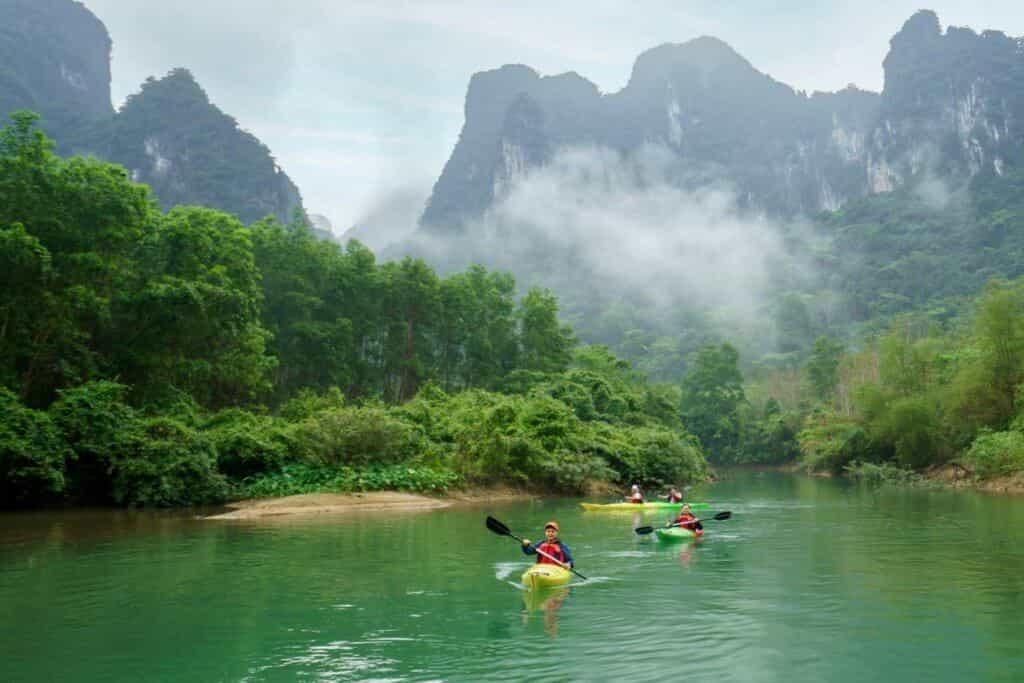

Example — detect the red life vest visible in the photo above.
[676,513,697,529]
[536,541,566,565]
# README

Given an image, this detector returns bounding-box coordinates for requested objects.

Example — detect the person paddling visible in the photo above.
[521,521,574,568]
[664,486,683,503]
[626,484,644,504]
[673,504,703,533]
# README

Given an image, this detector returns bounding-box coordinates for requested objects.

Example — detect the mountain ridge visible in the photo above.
[419,10,1023,232]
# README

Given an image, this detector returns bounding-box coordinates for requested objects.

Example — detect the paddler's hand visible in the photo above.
[522,539,531,546]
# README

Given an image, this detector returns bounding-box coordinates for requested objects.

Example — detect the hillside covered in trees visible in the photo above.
[0,113,707,508]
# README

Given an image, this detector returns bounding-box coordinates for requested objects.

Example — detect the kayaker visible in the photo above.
[521,521,574,568]
[673,504,703,532]
[664,486,683,503]
[626,484,644,504]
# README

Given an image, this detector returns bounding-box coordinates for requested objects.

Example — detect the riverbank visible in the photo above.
[924,464,1024,494]
[204,487,537,520]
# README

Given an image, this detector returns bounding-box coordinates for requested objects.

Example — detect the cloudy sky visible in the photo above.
[82,1,1024,233]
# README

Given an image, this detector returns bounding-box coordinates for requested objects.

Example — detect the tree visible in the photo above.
[680,343,746,460]
[519,287,574,374]
[805,336,844,401]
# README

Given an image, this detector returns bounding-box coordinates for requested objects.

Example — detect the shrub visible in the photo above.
[235,462,463,498]
[292,404,422,466]
[0,388,70,506]
[50,381,140,503]
[798,412,872,473]
[203,408,295,478]
[961,429,1024,478]
[110,417,228,506]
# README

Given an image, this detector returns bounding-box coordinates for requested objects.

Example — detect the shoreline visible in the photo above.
[203,487,538,521]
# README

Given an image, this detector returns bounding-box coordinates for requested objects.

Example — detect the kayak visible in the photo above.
[580,501,710,512]
[522,563,572,590]
[654,526,704,542]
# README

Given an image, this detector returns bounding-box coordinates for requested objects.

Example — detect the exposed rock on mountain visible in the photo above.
[0,0,304,224]
[0,0,113,149]
[104,69,303,225]
[420,10,1024,231]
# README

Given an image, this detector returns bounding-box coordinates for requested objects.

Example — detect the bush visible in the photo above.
[961,429,1024,478]
[235,462,463,498]
[203,408,295,478]
[594,425,707,487]
[292,404,422,466]
[50,381,140,503]
[844,460,929,486]
[110,417,228,506]
[0,388,70,506]
[798,412,872,473]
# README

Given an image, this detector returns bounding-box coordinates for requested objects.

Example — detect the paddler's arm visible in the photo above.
[559,542,574,568]
[521,539,538,555]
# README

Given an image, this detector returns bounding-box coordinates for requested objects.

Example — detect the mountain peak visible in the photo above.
[628,37,754,87]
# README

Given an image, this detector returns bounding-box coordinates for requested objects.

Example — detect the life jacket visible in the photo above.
[676,513,697,529]
[536,540,567,565]
[667,492,682,502]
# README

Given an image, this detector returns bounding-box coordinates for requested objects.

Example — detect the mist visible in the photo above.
[389,144,812,355]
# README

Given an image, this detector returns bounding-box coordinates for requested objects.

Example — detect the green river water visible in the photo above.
[2,470,1024,682]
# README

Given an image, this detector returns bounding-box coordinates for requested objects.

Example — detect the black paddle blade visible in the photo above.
[486,516,511,536]
[713,511,732,521]
[634,525,655,535]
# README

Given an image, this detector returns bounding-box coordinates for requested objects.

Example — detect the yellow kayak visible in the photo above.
[580,501,709,512]
[521,563,572,590]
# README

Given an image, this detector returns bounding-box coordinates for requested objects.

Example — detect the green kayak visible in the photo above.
[580,502,710,512]
[654,526,703,542]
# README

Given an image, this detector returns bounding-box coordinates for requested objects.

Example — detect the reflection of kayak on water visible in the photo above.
[580,502,710,512]
[521,563,572,590]
[522,586,570,613]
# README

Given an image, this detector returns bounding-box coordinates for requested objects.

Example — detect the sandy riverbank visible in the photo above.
[204,488,536,521]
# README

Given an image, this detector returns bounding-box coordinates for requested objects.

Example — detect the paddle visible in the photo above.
[485,516,588,580]
[634,511,732,535]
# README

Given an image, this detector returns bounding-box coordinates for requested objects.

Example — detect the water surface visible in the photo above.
[2,471,1023,681]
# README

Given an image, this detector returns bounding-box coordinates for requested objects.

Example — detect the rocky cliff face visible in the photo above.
[421,10,1024,231]
[0,0,113,149]
[0,0,304,224]
[104,69,303,225]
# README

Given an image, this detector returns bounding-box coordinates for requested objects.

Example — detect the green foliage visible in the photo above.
[806,336,844,401]
[797,411,872,473]
[0,118,712,506]
[961,430,1024,479]
[0,387,69,505]
[737,399,801,465]
[519,287,574,373]
[291,404,423,467]
[843,461,931,486]
[680,343,746,460]
[109,416,227,507]
[49,381,139,503]
[203,409,295,479]
[235,462,463,498]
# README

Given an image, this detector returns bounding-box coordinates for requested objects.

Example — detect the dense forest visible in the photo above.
[0,112,707,507]
[5,107,1024,508]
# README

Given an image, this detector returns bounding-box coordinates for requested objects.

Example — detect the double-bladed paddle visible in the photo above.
[485,515,588,580]
[634,510,732,535]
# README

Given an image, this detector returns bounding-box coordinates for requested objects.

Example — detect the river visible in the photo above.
[2,470,1023,681]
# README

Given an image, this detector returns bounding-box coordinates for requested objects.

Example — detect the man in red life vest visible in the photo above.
[521,521,574,568]
[673,504,703,534]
